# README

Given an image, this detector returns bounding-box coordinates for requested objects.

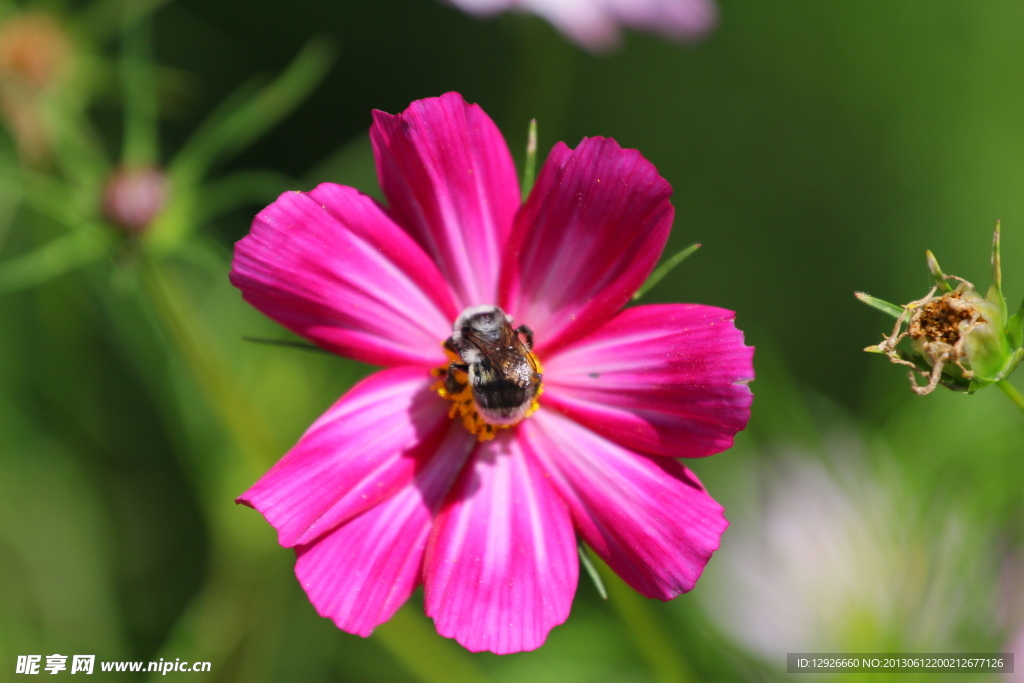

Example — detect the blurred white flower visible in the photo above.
[998,554,1024,683]
[445,0,717,50]
[699,436,998,657]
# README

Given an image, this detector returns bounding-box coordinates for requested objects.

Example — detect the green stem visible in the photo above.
[595,561,695,683]
[142,259,470,683]
[997,380,1024,415]
[140,258,273,477]
[120,12,158,166]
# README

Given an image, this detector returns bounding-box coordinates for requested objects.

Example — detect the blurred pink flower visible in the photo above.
[446,0,717,50]
[230,92,753,653]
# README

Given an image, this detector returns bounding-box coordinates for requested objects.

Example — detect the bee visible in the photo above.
[444,305,542,426]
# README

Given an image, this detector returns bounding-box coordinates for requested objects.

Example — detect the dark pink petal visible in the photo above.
[371,92,520,309]
[230,183,459,368]
[294,422,476,637]
[500,137,673,356]
[237,367,452,548]
[542,304,753,457]
[424,432,577,654]
[521,409,727,600]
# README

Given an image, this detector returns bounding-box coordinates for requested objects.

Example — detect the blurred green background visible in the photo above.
[1,0,1022,681]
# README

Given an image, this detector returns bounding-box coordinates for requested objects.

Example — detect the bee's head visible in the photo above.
[452,305,511,348]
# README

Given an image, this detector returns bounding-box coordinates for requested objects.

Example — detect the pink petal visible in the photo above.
[294,422,476,637]
[500,137,673,356]
[446,0,716,51]
[608,0,718,41]
[424,431,577,654]
[542,304,753,457]
[521,409,727,600]
[237,367,452,548]
[230,183,459,368]
[371,92,520,309]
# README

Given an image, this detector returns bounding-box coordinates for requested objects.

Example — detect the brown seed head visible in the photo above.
[908,290,985,347]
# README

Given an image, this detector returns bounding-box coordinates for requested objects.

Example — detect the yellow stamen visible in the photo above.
[432,346,543,442]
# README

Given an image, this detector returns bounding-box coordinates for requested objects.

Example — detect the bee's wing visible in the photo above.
[464,323,536,384]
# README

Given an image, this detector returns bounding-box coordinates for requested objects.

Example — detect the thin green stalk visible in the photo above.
[170,38,335,185]
[997,380,1024,415]
[521,119,537,201]
[595,560,696,683]
[140,258,273,476]
[577,539,608,599]
[633,243,701,301]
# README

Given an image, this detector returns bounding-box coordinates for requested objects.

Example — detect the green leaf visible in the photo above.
[241,337,331,355]
[0,230,111,292]
[521,118,537,202]
[576,538,607,600]
[170,38,336,184]
[854,291,904,318]
[632,242,701,301]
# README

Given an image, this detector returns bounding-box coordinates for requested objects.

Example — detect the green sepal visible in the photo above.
[854,291,903,319]
[926,250,953,293]
[985,222,1008,321]
[992,348,1024,385]
[1008,310,1024,350]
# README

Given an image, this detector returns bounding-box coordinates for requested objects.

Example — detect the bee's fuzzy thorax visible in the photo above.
[437,305,543,440]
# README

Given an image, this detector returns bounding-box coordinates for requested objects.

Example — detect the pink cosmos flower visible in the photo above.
[230,92,753,654]
[445,0,717,51]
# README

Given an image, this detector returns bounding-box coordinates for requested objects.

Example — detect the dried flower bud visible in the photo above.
[858,224,1024,395]
[101,167,169,235]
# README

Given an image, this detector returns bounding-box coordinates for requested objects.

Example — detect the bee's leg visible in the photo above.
[443,337,459,356]
[445,362,469,395]
[514,324,535,350]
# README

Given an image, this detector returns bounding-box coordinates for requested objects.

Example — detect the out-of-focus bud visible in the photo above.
[0,12,73,164]
[0,12,72,90]
[857,224,1024,395]
[101,167,169,236]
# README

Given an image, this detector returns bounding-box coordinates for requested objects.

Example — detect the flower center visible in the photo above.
[432,331,544,442]
[908,289,985,348]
